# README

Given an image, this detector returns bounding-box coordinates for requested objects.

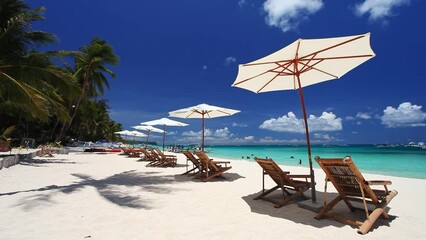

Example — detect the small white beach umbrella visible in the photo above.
[115,130,147,146]
[168,103,240,151]
[140,118,188,151]
[132,125,164,145]
[232,33,375,203]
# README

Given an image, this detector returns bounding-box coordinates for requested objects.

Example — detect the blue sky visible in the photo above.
[28,0,426,145]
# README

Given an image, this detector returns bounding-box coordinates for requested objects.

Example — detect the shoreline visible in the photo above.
[0,152,425,239]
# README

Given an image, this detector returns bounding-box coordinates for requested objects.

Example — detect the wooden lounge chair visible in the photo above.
[254,157,311,208]
[153,148,177,167]
[182,150,204,175]
[128,148,143,158]
[194,151,231,182]
[139,148,157,162]
[145,148,162,167]
[314,156,398,234]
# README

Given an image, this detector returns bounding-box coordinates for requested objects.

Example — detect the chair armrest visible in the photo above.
[287,174,311,178]
[212,161,230,164]
[367,180,392,185]
[212,161,230,167]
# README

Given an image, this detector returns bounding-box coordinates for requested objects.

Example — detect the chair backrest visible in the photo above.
[154,148,167,159]
[314,156,379,203]
[254,157,296,186]
[182,150,201,167]
[194,151,219,171]
[140,148,153,158]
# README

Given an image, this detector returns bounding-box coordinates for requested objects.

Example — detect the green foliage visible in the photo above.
[0,0,122,146]
[1,125,15,141]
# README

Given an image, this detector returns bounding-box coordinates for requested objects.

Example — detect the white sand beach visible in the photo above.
[0,151,425,239]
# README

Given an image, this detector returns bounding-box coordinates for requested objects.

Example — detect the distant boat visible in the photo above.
[84,148,121,153]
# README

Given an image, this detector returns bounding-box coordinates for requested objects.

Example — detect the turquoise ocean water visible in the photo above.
[204,145,426,179]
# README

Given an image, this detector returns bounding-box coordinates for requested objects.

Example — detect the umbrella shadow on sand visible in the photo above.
[8,170,186,210]
[242,190,397,233]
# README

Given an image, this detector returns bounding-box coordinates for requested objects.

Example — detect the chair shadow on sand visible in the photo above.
[4,170,191,210]
[173,172,245,183]
[242,190,397,233]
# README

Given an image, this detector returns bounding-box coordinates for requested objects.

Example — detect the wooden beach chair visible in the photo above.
[139,148,157,162]
[314,156,398,234]
[254,157,311,208]
[194,151,231,182]
[182,150,204,175]
[144,148,163,167]
[128,148,143,158]
[153,148,177,167]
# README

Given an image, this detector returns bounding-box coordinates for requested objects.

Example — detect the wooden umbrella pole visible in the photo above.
[162,125,166,151]
[296,74,317,203]
[146,131,150,146]
[201,114,205,151]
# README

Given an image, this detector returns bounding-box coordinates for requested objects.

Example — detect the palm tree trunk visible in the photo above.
[57,73,89,141]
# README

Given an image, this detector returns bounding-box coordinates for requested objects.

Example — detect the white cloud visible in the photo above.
[225,56,237,66]
[179,128,234,144]
[313,133,340,142]
[166,131,177,136]
[258,136,305,144]
[244,136,255,141]
[356,112,372,119]
[202,65,208,70]
[346,112,372,121]
[213,127,233,138]
[263,0,323,32]
[259,111,342,133]
[381,102,426,128]
[354,0,410,22]
[238,0,247,8]
[182,130,202,137]
[232,122,248,127]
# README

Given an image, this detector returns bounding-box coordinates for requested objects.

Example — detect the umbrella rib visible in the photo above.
[257,69,286,93]
[217,109,233,116]
[242,59,292,67]
[300,34,367,59]
[298,61,339,78]
[233,62,290,86]
[301,54,374,61]
[256,61,295,92]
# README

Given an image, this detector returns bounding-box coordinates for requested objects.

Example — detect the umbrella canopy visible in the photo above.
[232,33,375,203]
[114,130,147,138]
[132,125,164,145]
[169,103,240,150]
[140,118,188,150]
[115,130,147,146]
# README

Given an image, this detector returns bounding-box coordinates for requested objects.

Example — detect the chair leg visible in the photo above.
[201,171,223,182]
[254,185,279,200]
[315,195,343,220]
[182,166,197,175]
[274,187,309,208]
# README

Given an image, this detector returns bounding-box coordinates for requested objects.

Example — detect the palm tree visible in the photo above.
[57,38,119,140]
[0,0,79,122]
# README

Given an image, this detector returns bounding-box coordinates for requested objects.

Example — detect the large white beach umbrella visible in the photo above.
[232,33,375,203]
[169,103,240,151]
[132,125,164,145]
[140,118,188,150]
